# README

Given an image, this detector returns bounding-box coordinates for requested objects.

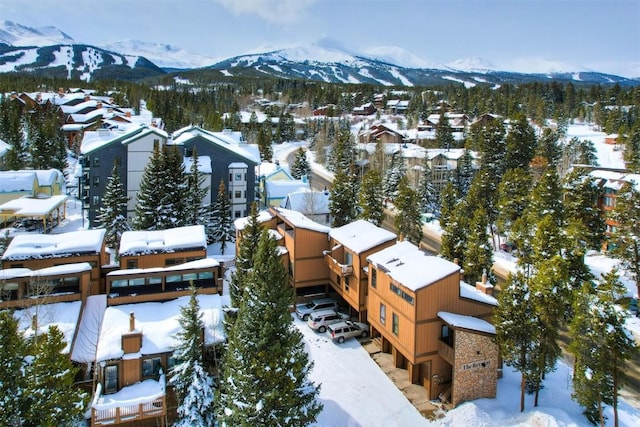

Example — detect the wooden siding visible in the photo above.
[122,358,140,387]
[119,249,206,270]
[4,253,105,294]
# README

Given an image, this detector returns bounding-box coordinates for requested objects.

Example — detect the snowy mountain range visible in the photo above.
[0,20,637,86]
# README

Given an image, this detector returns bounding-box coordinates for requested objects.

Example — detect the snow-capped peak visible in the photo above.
[444,57,495,73]
[100,39,220,69]
[362,46,433,69]
[0,20,74,47]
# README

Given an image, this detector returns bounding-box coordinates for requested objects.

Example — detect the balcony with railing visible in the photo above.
[324,249,353,277]
[91,373,166,426]
[438,337,455,365]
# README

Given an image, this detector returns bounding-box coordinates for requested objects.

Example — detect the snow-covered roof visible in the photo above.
[80,124,145,154]
[265,179,310,198]
[31,168,64,186]
[280,188,331,214]
[330,219,396,254]
[119,225,207,256]
[170,125,260,165]
[366,241,460,291]
[14,301,83,353]
[233,209,274,231]
[95,294,227,362]
[0,194,68,216]
[107,258,219,277]
[272,207,331,233]
[0,263,92,281]
[183,155,212,174]
[229,162,248,168]
[437,311,496,335]
[0,170,36,192]
[2,228,105,260]
[459,282,498,306]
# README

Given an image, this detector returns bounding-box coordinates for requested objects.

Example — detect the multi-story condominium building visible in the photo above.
[80,124,260,227]
[366,240,498,406]
[324,220,396,321]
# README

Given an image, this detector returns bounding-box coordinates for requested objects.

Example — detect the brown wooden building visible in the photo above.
[0,263,92,309]
[1,229,107,293]
[324,220,396,321]
[90,294,226,426]
[118,225,208,270]
[366,241,497,406]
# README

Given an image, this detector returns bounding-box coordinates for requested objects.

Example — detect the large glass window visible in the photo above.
[142,357,162,378]
[104,365,118,394]
[392,313,399,336]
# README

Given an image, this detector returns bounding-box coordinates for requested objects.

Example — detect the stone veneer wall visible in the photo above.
[451,329,499,406]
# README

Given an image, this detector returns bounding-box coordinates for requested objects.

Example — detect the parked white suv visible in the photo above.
[307,309,350,333]
[295,298,338,321]
[327,320,369,343]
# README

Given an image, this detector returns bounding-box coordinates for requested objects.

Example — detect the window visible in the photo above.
[345,251,353,265]
[166,275,182,283]
[229,191,232,200]
[235,173,242,181]
[390,283,414,305]
[148,276,162,285]
[92,195,100,206]
[344,276,350,291]
[234,210,241,218]
[198,271,214,280]
[127,259,138,269]
[392,313,399,336]
[229,173,233,182]
[234,191,242,199]
[104,365,118,394]
[92,157,100,167]
[380,303,386,325]
[142,357,162,378]
[371,269,377,289]
[165,258,185,267]
[93,176,100,186]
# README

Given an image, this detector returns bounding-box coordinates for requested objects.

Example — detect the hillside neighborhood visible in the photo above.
[1,77,640,427]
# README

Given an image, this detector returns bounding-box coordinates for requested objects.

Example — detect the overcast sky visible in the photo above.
[3,0,640,77]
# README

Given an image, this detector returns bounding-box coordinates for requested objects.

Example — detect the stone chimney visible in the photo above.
[475,269,494,295]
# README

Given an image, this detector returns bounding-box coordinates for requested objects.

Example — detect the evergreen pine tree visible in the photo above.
[329,166,359,227]
[383,150,405,202]
[462,207,494,285]
[357,168,384,226]
[496,167,531,237]
[394,176,422,244]
[454,149,474,197]
[218,231,322,425]
[132,142,165,230]
[609,182,640,298]
[96,161,130,251]
[563,169,605,251]
[0,97,27,170]
[495,272,538,412]
[291,147,311,180]
[624,122,640,173]
[328,127,355,173]
[184,147,209,226]
[170,284,216,427]
[435,111,454,150]
[158,144,187,229]
[257,125,273,162]
[22,325,88,426]
[569,272,638,426]
[440,201,469,265]
[230,202,262,308]
[211,180,234,254]
[0,310,26,426]
[418,161,438,215]
[504,114,537,172]
[527,167,564,227]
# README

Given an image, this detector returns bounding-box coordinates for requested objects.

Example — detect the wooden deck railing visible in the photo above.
[438,339,455,365]
[92,395,165,426]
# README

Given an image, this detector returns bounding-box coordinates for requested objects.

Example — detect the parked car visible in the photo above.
[327,320,369,343]
[295,298,338,321]
[307,309,350,332]
[499,242,516,253]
